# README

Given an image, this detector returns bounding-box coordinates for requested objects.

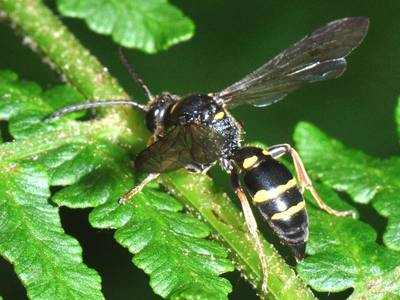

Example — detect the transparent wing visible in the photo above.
[216,17,369,108]
[135,124,225,173]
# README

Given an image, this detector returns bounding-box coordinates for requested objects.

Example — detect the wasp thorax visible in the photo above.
[166,94,220,126]
[145,93,180,132]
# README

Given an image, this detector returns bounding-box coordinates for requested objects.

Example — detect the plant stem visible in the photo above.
[0,0,315,299]
[0,0,148,149]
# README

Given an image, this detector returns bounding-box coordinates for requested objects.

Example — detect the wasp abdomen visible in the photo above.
[233,147,308,261]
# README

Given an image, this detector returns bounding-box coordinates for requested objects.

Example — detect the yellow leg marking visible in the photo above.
[243,155,259,169]
[213,111,225,121]
[271,201,306,220]
[262,149,270,156]
[253,178,297,203]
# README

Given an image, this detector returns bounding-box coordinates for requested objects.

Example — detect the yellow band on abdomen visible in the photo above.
[253,178,297,203]
[271,201,306,220]
[242,155,259,169]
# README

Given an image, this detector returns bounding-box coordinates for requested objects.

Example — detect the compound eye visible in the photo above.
[146,107,159,132]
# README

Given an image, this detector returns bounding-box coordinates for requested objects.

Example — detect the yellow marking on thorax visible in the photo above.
[262,149,270,156]
[213,111,225,121]
[253,178,297,203]
[170,102,179,113]
[243,155,259,169]
[271,201,306,220]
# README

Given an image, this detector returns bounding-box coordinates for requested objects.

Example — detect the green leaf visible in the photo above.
[297,183,400,298]
[294,121,400,250]
[91,188,234,299]
[0,71,107,299]
[0,161,104,299]
[57,0,195,54]
[51,139,235,298]
[0,70,234,299]
[0,0,317,295]
[37,141,124,186]
[0,70,85,139]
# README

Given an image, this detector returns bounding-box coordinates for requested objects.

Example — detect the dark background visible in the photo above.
[1,0,399,299]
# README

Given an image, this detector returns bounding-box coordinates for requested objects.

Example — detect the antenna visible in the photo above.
[46,48,156,120]
[47,100,147,119]
[118,47,155,102]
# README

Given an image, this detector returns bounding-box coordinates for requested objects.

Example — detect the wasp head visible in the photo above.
[145,93,180,133]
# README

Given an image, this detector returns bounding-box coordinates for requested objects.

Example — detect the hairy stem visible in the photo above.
[0,0,315,299]
[0,0,148,149]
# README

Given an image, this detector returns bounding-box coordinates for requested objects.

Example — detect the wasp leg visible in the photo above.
[230,169,268,294]
[186,162,216,175]
[201,163,216,175]
[267,144,356,218]
[119,173,160,204]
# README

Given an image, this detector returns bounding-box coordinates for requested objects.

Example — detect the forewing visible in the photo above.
[217,17,369,108]
[135,124,224,173]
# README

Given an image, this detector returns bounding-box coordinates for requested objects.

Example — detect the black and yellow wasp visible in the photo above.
[51,17,369,292]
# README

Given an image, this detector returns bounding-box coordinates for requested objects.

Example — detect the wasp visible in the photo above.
[50,17,369,292]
